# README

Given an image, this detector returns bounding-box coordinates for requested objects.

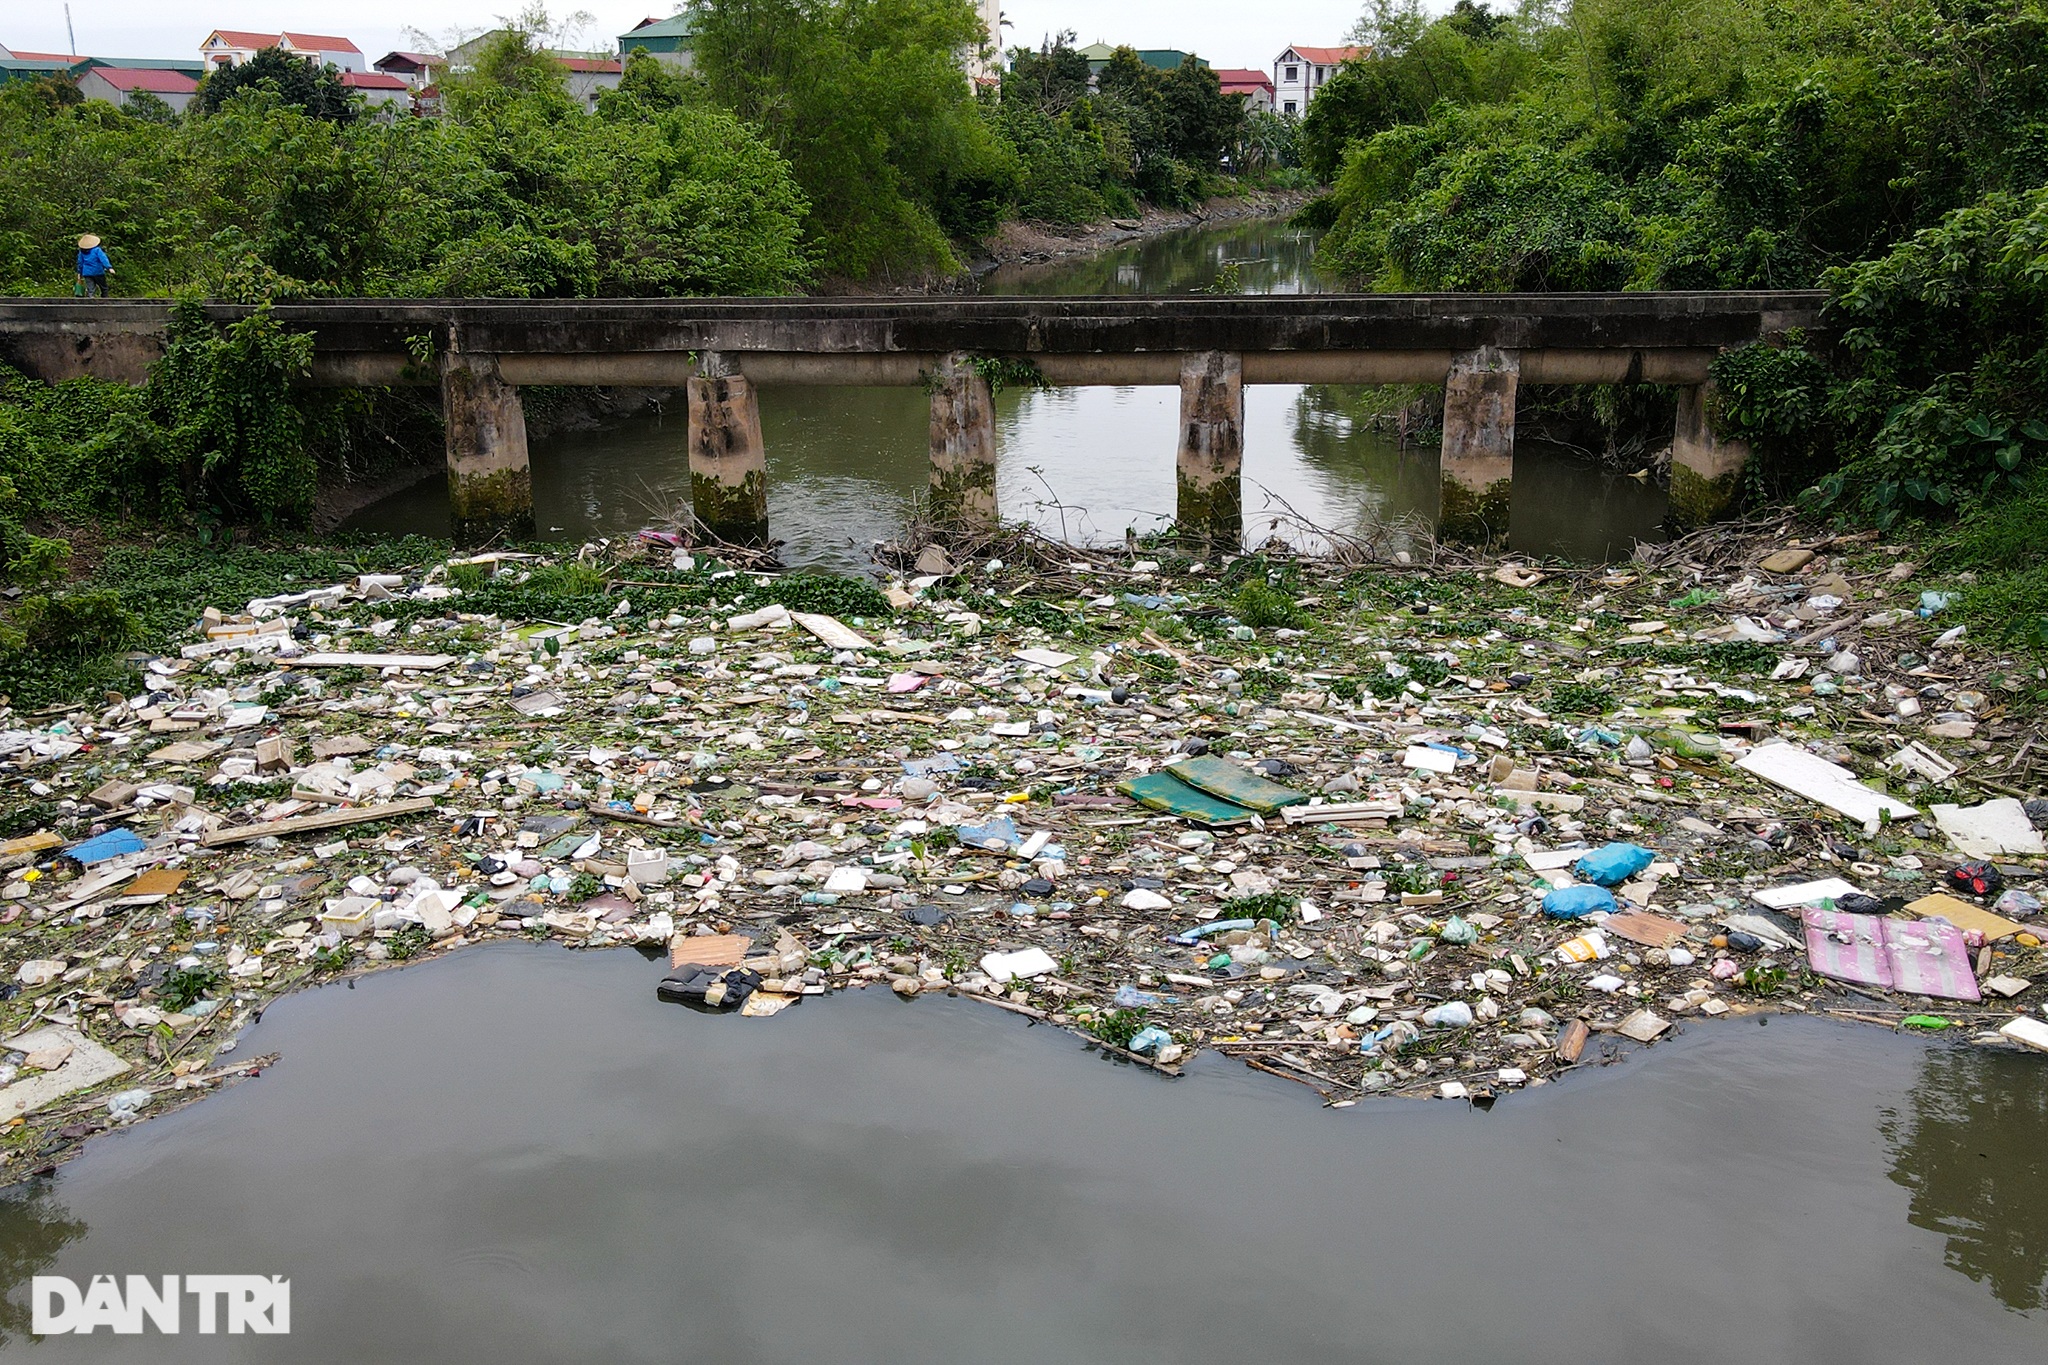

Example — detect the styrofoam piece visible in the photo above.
[1930,798,2045,858]
[1735,742,1917,825]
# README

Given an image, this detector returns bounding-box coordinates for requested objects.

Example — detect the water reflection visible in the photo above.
[1882,1045,2048,1311]
[342,218,1670,565]
[0,1181,87,1345]
[979,217,1337,295]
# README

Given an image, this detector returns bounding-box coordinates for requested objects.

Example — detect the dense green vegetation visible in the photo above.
[1306,0,2047,522]
[0,8,1256,293]
[0,36,814,299]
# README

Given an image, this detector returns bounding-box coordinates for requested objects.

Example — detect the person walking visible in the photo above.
[75,235,111,297]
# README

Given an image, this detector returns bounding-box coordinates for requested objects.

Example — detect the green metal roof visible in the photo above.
[620,15,696,41]
[73,57,207,74]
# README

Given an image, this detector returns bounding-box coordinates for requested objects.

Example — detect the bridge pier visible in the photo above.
[1669,380,1750,526]
[1439,346,1519,546]
[440,345,534,546]
[928,353,998,526]
[1176,351,1244,552]
[687,354,770,545]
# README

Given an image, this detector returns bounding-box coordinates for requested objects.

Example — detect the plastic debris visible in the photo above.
[1543,885,1617,919]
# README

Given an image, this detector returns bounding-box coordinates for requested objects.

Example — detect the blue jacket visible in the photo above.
[77,245,110,276]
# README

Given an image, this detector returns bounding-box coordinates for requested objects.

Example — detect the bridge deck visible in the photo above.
[0,293,1826,388]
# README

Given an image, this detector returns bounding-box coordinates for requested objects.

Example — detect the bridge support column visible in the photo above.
[687,353,769,545]
[1439,346,1518,546]
[1669,380,1749,527]
[928,353,997,526]
[441,346,534,546]
[1176,351,1244,552]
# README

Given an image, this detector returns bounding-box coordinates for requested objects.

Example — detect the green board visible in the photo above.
[1163,756,1310,815]
[1116,771,1258,826]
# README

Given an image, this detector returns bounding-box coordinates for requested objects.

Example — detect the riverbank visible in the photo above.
[4,514,2045,1173]
[972,188,1315,277]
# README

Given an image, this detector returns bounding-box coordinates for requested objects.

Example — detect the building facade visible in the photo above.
[1271,44,1362,115]
[372,51,447,89]
[617,15,695,71]
[1215,68,1274,113]
[200,30,366,72]
[76,66,199,112]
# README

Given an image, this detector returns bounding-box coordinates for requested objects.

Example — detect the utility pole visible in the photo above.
[65,3,78,57]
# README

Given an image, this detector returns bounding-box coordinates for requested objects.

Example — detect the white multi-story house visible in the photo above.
[1271,43,1363,116]
[199,30,367,73]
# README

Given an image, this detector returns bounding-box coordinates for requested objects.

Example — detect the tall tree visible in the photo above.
[196,47,357,122]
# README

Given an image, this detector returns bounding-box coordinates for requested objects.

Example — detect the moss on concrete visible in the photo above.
[449,467,535,546]
[929,455,998,525]
[1439,475,1511,547]
[1175,469,1243,553]
[1668,460,1743,528]
[691,468,769,545]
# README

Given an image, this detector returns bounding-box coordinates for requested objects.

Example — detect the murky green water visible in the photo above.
[3,943,2044,1361]
[343,219,1667,568]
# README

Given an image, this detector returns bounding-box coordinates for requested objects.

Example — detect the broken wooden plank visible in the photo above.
[201,797,437,847]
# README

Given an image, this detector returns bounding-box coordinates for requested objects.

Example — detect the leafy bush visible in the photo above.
[1233,580,1305,629]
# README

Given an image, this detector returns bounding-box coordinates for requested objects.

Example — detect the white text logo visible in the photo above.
[32,1275,290,1335]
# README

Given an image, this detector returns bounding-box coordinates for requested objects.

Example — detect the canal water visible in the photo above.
[3,942,2044,1361]
[343,219,1668,569]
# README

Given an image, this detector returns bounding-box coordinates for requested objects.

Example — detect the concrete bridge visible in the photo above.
[0,293,1825,546]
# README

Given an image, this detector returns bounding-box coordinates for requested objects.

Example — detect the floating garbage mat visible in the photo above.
[4,525,2048,1171]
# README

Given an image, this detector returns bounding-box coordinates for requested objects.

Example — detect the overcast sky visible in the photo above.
[4,1,1396,75]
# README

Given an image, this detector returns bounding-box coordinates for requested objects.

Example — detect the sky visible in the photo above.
[2,1,1386,75]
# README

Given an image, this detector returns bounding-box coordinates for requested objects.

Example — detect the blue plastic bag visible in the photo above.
[1572,842,1654,887]
[1127,1026,1173,1056]
[1543,884,1617,919]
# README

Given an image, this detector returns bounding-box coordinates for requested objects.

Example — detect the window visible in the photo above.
[1282,100,1296,113]
[1284,65,1298,81]
[1315,66,1326,80]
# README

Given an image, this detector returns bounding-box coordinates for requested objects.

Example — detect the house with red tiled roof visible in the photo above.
[340,69,410,109]
[1272,44,1365,116]
[76,65,200,112]
[373,50,447,89]
[199,29,366,73]
[1214,68,1274,113]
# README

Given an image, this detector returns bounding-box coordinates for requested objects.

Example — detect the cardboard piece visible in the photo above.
[0,1027,132,1118]
[123,869,187,897]
[1602,912,1690,949]
[311,733,377,759]
[667,933,756,970]
[1735,742,1917,825]
[148,740,223,765]
[1907,892,2028,942]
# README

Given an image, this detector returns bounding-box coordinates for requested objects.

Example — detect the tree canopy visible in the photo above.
[196,47,357,122]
